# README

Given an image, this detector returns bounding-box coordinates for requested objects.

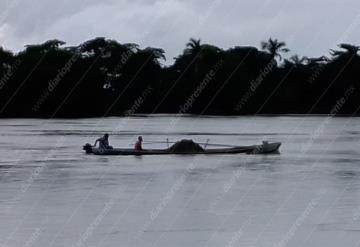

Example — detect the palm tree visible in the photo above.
[185,38,202,55]
[290,55,306,65]
[330,43,360,60]
[184,38,203,73]
[282,55,308,69]
[261,38,290,61]
[142,47,166,65]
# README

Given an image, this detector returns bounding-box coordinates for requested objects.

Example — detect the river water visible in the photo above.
[0,116,359,247]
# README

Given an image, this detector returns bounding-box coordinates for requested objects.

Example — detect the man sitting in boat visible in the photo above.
[134,136,143,151]
[94,134,112,149]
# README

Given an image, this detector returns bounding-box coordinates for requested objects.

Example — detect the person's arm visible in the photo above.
[94,139,100,147]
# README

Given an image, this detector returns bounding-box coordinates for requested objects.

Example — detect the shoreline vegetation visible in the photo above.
[0,37,359,118]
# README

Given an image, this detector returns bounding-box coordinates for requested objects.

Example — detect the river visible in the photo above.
[0,116,359,247]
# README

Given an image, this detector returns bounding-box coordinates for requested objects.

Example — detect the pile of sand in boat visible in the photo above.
[167,139,205,153]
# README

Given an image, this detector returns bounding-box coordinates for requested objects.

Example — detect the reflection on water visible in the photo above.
[0,116,359,247]
[334,170,359,180]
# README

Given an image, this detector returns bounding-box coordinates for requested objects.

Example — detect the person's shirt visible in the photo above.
[98,137,109,149]
[134,141,142,151]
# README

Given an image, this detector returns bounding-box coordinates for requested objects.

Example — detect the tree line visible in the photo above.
[0,37,359,117]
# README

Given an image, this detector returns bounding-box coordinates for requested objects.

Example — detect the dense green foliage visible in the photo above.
[0,37,359,117]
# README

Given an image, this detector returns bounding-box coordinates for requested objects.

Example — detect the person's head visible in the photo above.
[138,136,143,142]
[104,133,109,139]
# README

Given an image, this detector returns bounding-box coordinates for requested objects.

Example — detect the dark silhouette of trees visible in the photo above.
[290,55,306,66]
[0,37,359,118]
[261,38,290,61]
[330,43,359,61]
[0,47,14,64]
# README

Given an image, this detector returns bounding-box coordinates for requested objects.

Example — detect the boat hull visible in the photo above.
[83,142,281,156]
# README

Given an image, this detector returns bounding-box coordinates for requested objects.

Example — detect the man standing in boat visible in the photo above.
[134,136,143,151]
[94,134,112,149]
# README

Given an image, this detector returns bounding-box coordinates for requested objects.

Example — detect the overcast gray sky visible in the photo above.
[1,0,360,64]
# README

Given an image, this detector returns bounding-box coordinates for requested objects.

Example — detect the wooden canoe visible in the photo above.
[83,142,281,155]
